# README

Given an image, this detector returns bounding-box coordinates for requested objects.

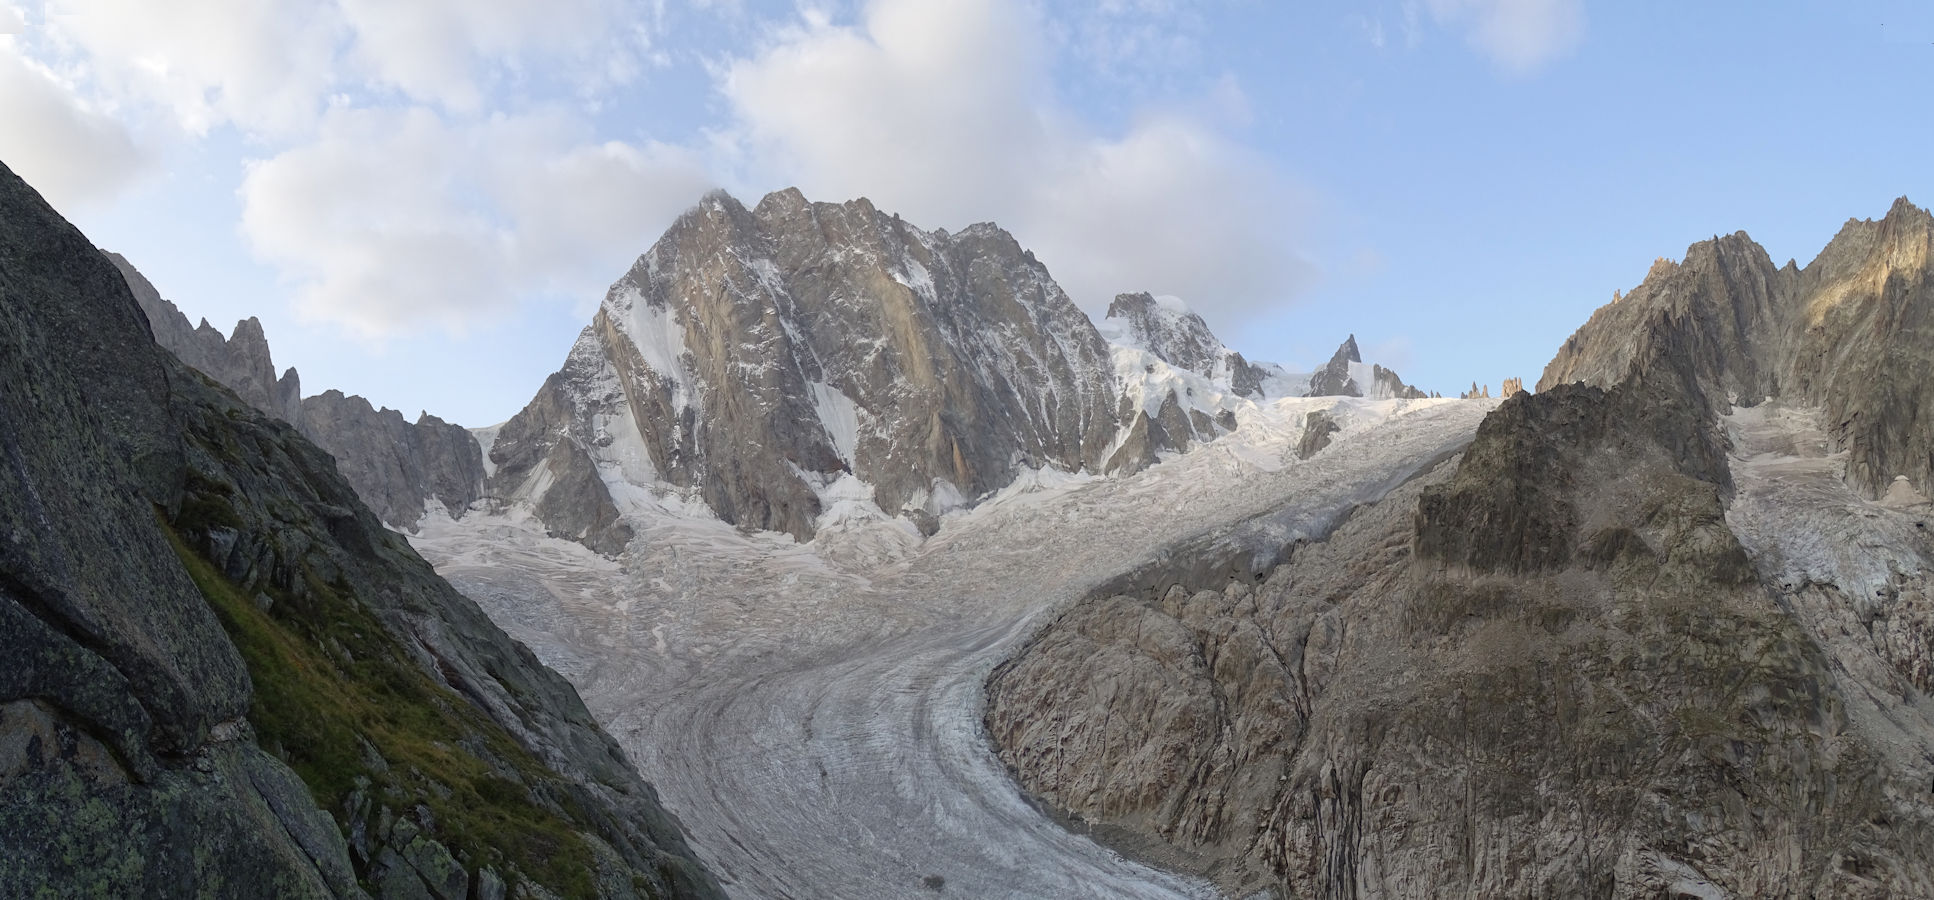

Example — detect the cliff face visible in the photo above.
[297,391,487,530]
[0,161,721,899]
[110,251,304,424]
[987,203,1934,897]
[1541,198,1934,502]
[107,255,487,532]
[489,188,1125,543]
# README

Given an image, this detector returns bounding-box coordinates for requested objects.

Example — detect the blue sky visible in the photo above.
[3,1,1931,425]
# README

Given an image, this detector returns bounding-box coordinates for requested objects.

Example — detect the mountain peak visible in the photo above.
[1305,335,1364,397]
[1100,292,1270,398]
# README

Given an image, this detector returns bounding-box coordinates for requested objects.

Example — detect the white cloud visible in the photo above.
[0,41,145,211]
[37,0,657,134]
[1422,0,1585,74]
[239,106,711,339]
[1021,112,1312,328]
[42,0,343,135]
[721,0,1052,227]
[334,0,654,111]
[718,0,1311,324]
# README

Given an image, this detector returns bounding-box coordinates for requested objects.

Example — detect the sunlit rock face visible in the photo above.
[988,199,1934,898]
[1542,197,1934,502]
[487,188,1129,543]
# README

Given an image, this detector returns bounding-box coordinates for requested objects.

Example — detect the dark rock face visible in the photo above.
[109,251,304,424]
[1102,292,1270,397]
[298,391,487,529]
[492,188,1123,543]
[108,254,487,532]
[1295,408,1341,459]
[988,204,1934,896]
[1305,334,1361,396]
[1541,198,1934,502]
[0,161,721,899]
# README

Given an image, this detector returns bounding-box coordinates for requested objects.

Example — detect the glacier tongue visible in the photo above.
[412,396,1488,900]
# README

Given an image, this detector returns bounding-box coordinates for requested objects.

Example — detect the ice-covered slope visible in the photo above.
[414,395,1488,899]
[1094,295,1433,473]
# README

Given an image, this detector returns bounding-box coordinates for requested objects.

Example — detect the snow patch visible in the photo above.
[470,423,505,478]
[809,381,866,467]
[608,285,699,414]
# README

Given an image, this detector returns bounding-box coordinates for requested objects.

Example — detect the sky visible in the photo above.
[3,0,1932,426]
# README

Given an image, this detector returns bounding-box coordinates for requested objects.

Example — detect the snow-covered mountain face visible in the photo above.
[485,189,1448,549]
[1099,292,1273,397]
[486,189,1129,544]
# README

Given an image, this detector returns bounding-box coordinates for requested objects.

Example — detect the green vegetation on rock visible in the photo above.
[166,523,603,897]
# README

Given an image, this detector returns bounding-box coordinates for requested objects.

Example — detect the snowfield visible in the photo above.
[413,397,1493,899]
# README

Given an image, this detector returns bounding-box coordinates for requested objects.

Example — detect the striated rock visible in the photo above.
[1501,376,1523,395]
[0,160,721,899]
[491,188,1124,543]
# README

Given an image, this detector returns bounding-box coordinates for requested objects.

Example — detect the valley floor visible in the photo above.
[412,398,1493,900]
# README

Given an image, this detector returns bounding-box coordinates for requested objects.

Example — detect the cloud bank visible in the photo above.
[718,0,1311,325]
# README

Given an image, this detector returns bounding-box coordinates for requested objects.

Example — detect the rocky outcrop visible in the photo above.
[110,251,304,423]
[298,391,487,529]
[1368,363,1427,400]
[108,255,487,532]
[1299,336,1428,400]
[481,361,634,555]
[1295,408,1340,459]
[491,188,1124,543]
[0,160,721,899]
[988,202,1934,897]
[1501,376,1524,396]
[1101,292,1271,397]
[1304,335,1361,397]
[1541,198,1934,502]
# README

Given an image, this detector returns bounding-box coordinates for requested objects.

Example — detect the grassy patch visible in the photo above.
[164,523,601,897]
